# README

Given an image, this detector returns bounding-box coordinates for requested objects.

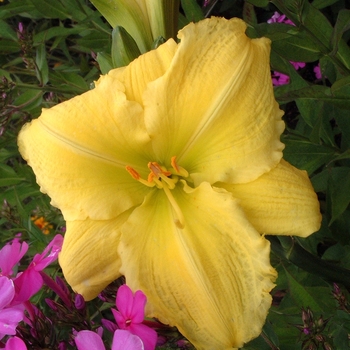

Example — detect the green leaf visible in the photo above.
[257,23,322,62]
[0,0,39,20]
[332,324,350,349]
[0,39,21,54]
[277,84,350,110]
[0,20,18,40]
[311,0,340,9]
[271,0,350,72]
[90,0,153,53]
[322,243,350,269]
[35,43,49,85]
[282,137,336,174]
[111,26,141,68]
[12,89,43,112]
[33,26,83,44]
[331,75,350,98]
[246,0,269,7]
[50,71,89,93]
[95,52,113,75]
[180,0,204,22]
[27,0,72,19]
[331,9,350,57]
[283,268,324,312]
[243,2,258,26]
[59,0,90,22]
[311,168,329,192]
[0,164,25,187]
[329,167,350,224]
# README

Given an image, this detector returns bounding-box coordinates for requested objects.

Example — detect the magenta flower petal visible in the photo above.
[5,336,27,350]
[112,330,144,350]
[128,323,157,350]
[75,330,105,350]
[112,285,157,350]
[0,308,24,335]
[314,64,322,79]
[267,11,295,25]
[130,291,147,323]
[272,72,290,86]
[31,234,63,271]
[291,61,306,70]
[0,277,15,309]
[13,269,43,303]
[0,241,28,276]
[116,285,134,317]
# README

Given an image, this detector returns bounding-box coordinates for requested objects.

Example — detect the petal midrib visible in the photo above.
[38,119,136,169]
[177,43,251,163]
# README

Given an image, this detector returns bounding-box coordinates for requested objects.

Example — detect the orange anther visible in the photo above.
[171,156,179,173]
[125,166,140,180]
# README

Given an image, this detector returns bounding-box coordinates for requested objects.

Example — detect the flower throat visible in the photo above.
[126,156,188,229]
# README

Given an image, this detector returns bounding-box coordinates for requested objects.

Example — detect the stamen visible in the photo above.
[148,162,171,177]
[171,156,189,177]
[162,184,185,229]
[125,166,155,187]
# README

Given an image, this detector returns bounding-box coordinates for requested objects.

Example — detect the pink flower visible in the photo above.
[291,61,306,70]
[0,240,28,277]
[267,11,294,26]
[272,71,290,86]
[75,329,144,350]
[5,336,27,350]
[13,235,63,303]
[0,277,24,339]
[268,12,305,86]
[112,285,157,350]
[314,64,322,79]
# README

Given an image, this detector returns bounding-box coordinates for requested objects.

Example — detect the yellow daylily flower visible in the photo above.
[18,17,321,349]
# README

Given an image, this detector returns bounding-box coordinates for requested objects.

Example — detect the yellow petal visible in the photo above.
[119,182,276,349]
[108,38,177,105]
[218,159,321,236]
[59,211,131,301]
[18,75,151,221]
[143,17,285,185]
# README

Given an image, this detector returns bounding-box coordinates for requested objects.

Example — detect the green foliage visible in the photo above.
[1,0,350,349]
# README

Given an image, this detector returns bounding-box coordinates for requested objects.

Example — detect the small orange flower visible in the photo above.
[31,216,53,235]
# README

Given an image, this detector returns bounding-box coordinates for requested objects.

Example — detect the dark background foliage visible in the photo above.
[0,0,350,348]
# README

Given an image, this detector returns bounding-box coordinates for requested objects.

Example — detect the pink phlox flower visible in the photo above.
[272,71,290,86]
[5,336,27,350]
[291,61,306,70]
[13,235,63,303]
[268,13,305,86]
[0,240,28,277]
[267,11,295,25]
[272,61,305,86]
[75,329,144,350]
[314,63,322,79]
[30,234,63,271]
[0,277,24,339]
[112,285,157,350]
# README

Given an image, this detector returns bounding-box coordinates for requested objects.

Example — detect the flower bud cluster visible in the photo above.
[295,307,332,350]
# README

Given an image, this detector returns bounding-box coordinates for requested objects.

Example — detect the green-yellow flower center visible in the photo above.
[126,156,188,228]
